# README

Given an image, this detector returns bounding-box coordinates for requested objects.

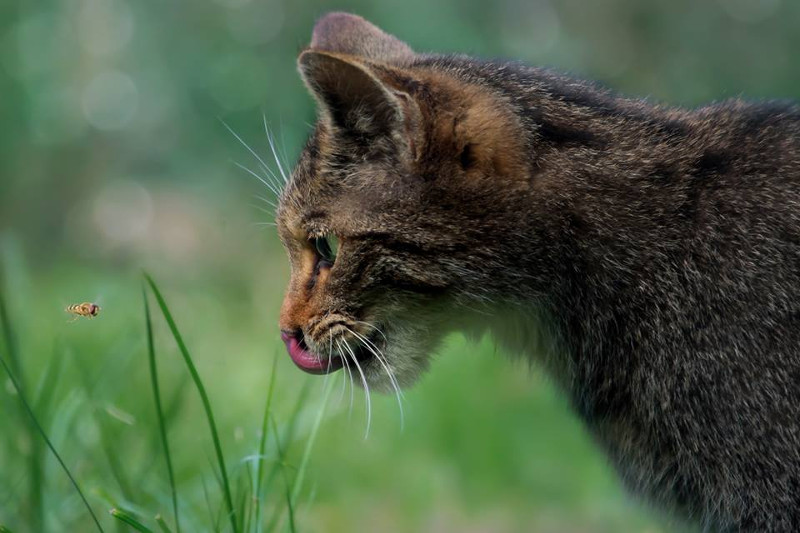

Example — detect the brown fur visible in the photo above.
[277,13,800,531]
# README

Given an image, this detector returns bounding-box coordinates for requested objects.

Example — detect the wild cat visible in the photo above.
[275,12,800,531]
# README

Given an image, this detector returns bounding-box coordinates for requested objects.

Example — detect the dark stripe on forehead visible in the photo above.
[300,210,328,226]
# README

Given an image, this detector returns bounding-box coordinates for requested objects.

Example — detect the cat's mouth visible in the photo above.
[280,330,375,375]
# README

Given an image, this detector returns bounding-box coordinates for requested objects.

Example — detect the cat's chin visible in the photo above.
[357,329,439,393]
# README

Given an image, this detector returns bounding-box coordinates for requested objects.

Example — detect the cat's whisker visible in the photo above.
[345,325,405,431]
[321,333,334,397]
[221,119,285,193]
[257,161,284,192]
[251,222,277,227]
[318,343,337,424]
[277,116,294,178]
[336,340,356,418]
[329,335,347,406]
[263,114,290,184]
[233,163,281,198]
[234,161,282,197]
[253,194,278,211]
[352,321,403,393]
[355,332,403,401]
[342,338,372,439]
[249,203,274,216]
[353,320,389,345]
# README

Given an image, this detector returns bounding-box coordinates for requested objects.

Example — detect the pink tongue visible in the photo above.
[281,332,342,374]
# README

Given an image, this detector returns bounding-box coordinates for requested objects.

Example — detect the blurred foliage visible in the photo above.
[2,0,800,264]
[1,0,798,531]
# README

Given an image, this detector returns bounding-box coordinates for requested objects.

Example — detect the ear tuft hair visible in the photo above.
[309,12,414,63]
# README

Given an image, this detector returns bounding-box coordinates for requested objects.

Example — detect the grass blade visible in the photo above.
[0,349,104,532]
[254,357,278,532]
[269,417,295,533]
[262,381,311,498]
[155,514,173,533]
[0,525,13,533]
[33,347,64,414]
[139,372,189,480]
[0,289,40,530]
[235,472,249,533]
[241,466,254,533]
[73,356,135,502]
[200,475,217,532]
[0,285,21,380]
[143,273,237,533]
[291,379,333,505]
[110,508,154,533]
[283,483,296,533]
[143,286,181,533]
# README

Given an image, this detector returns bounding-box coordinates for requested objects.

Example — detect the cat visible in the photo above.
[276,12,800,531]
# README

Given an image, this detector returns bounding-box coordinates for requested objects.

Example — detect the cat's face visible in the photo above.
[276,14,531,390]
[276,121,452,390]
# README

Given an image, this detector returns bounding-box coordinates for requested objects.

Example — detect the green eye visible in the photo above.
[313,234,339,263]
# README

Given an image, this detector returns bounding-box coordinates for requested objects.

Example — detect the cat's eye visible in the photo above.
[312,234,339,264]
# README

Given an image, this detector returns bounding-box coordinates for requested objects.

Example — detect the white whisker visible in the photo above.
[336,340,355,418]
[263,114,289,184]
[345,325,405,431]
[249,203,274,216]
[342,338,372,439]
[234,161,282,197]
[253,194,278,210]
[321,332,333,394]
[328,335,349,411]
[221,119,284,191]
[278,115,293,175]
[354,320,389,345]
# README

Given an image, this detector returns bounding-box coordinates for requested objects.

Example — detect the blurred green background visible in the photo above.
[1,0,798,531]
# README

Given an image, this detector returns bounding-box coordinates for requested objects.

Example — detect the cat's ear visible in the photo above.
[308,12,413,63]
[298,50,422,157]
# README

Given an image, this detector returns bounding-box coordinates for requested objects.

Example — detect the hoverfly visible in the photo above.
[66,302,101,322]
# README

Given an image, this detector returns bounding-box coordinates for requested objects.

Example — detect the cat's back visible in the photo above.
[674,100,800,265]
[684,99,800,179]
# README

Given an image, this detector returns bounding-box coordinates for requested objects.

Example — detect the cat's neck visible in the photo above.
[449,60,798,409]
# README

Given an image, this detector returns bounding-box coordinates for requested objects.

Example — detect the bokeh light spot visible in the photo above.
[82,70,139,130]
[76,0,135,57]
[499,0,561,60]
[213,0,253,9]
[207,52,270,111]
[92,179,154,244]
[226,0,285,45]
[716,0,781,22]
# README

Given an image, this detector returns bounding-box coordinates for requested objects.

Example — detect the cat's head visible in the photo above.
[277,13,532,390]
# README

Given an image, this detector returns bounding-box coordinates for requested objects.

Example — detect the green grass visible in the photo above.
[0,265,326,532]
[143,286,180,532]
[0,291,103,531]
[110,508,155,533]
[0,250,669,532]
[144,273,236,532]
